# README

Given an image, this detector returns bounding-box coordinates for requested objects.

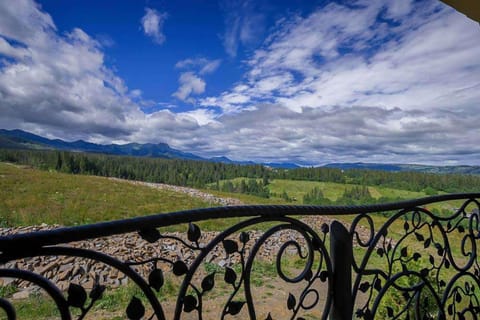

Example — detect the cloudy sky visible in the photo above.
[0,0,479,165]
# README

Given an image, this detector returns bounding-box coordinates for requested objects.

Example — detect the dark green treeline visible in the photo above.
[1,148,480,194]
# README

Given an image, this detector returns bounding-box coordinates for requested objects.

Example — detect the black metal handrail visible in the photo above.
[0,193,479,319]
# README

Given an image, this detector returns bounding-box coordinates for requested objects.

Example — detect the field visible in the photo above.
[0,162,477,319]
[1,162,435,228]
[269,178,427,202]
[0,163,210,227]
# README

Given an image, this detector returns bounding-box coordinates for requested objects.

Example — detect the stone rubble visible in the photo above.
[108,178,244,206]
[0,215,352,299]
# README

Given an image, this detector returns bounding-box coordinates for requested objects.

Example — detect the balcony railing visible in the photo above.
[0,193,479,319]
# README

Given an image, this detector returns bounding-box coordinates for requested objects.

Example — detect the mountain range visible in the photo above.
[323,162,480,175]
[1,129,479,174]
[0,129,300,168]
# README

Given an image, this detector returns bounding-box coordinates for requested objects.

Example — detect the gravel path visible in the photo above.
[108,177,244,206]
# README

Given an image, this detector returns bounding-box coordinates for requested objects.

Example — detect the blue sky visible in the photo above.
[0,0,479,165]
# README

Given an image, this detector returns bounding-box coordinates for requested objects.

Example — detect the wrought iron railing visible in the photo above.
[0,193,479,319]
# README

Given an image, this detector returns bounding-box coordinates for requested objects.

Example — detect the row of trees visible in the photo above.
[212,179,270,198]
[302,185,375,205]
[2,148,480,194]
[0,149,269,188]
[280,166,480,193]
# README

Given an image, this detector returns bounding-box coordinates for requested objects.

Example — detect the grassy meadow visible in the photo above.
[0,162,466,227]
[0,162,476,319]
[0,162,210,227]
[268,178,427,202]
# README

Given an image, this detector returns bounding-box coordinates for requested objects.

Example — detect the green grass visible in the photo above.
[268,179,427,203]
[211,178,428,205]
[0,162,211,227]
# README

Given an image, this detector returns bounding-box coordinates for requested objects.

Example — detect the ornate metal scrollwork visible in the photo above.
[351,198,480,319]
[0,194,479,319]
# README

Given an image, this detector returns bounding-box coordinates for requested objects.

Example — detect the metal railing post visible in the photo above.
[330,220,353,320]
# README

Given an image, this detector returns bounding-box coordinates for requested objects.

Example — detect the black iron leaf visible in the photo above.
[173,260,188,276]
[458,225,465,233]
[413,253,421,261]
[223,239,238,254]
[447,304,454,315]
[224,267,237,285]
[287,293,296,310]
[420,268,429,277]
[387,243,392,252]
[386,306,394,317]
[202,272,215,292]
[240,231,250,243]
[424,238,431,249]
[377,248,384,257]
[227,301,245,315]
[126,296,145,320]
[149,268,164,291]
[415,232,424,241]
[183,295,197,312]
[457,312,466,320]
[139,228,161,243]
[404,221,409,231]
[455,292,462,303]
[439,280,446,287]
[312,237,322,250]
[429,254,435,265]
[321,223,329,234]
[89,283,106,301]
[359,282,370,293]
[265,313,273,320]
[445,259,450,269]
[400,246,408,257]
[374,278,382,291]
[188,223,201,242]
[319,270,328,282]
[437,247,444,257]
[67,283,87,308]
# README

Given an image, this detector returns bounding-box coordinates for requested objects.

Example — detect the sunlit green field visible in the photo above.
[268,178,427,202]
[0,162,210,227]
[0,162,476,319]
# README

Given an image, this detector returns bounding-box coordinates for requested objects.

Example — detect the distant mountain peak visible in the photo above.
[0,129,304,168]
[0,129,203,160]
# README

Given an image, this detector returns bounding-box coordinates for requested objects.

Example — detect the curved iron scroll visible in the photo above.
[0,193,478,319]
[350,197,480,319]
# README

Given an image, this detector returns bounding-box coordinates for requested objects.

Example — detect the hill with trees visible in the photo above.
[2,148,480,196]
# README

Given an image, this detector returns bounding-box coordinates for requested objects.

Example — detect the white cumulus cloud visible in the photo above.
[175,57,221,75]
[172,72,206,104]
[141,8,167,45]
[1,0,480,165]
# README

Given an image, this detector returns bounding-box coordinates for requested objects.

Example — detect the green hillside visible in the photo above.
[0,163,210,227]
[268,179,427,203]
[212,177,428,203]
